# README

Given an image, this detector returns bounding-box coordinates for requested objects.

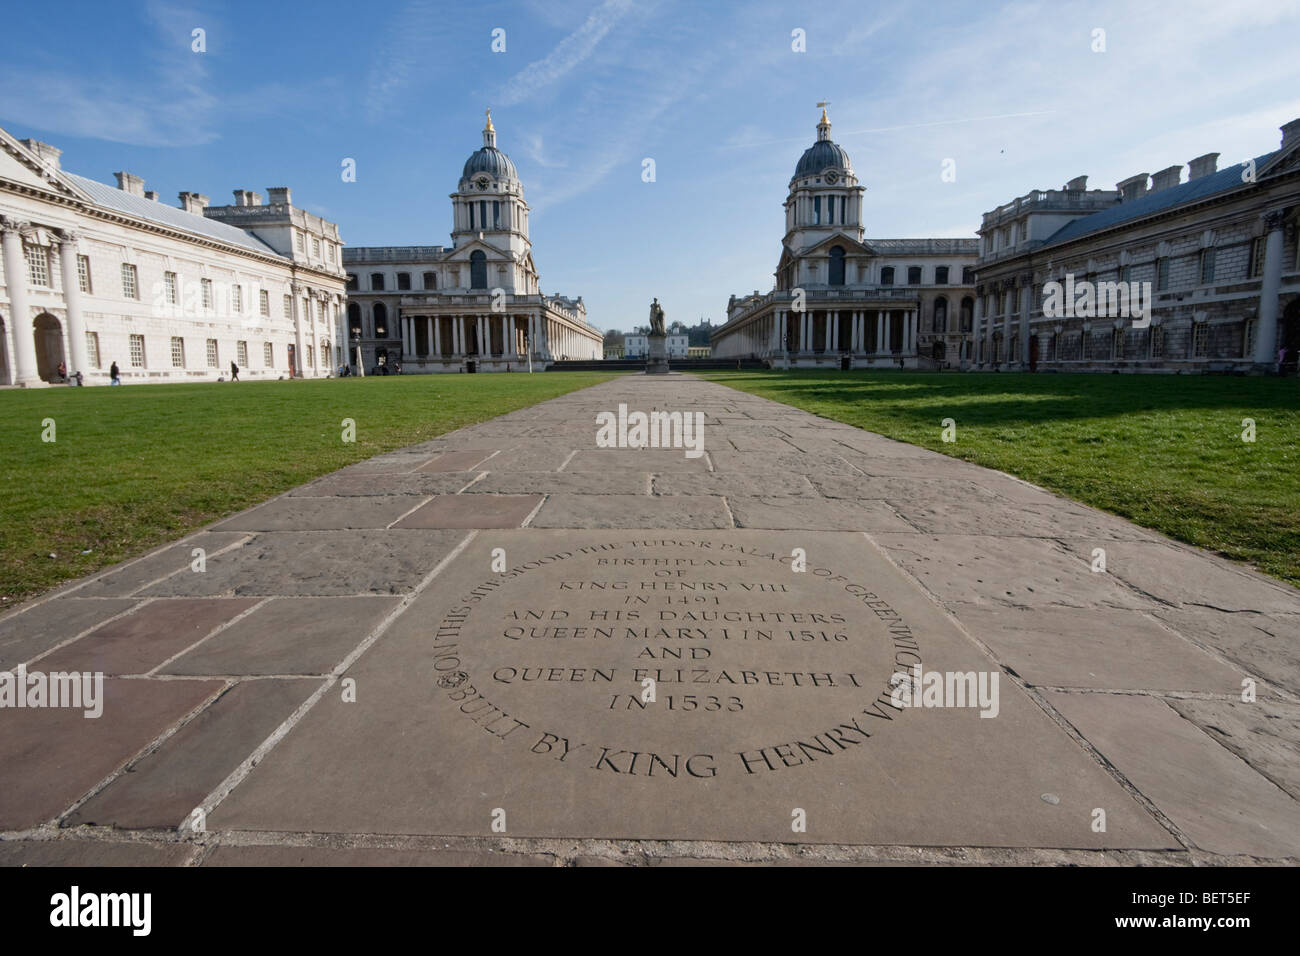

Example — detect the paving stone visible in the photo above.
[163,597,402,675]
[811,475,1002,502]
[393,495,542,529]
[531,494,732,529]
[842,455,992,479]
[0,840,197,866]
[74,532,250,597]
[870,533,1157,609]
[39,598,262,675]
[419,450,499,472]
[138,530,467,597]
[483,446,576,472]
[708,449,863,476]
[563,449,711,472]
[212,530,1172,850]
[213,496,418,532]
[654,473,817,497]
[471,471,650,496]
[67,679,318,829]
[1047,692,1300,858]
[0,678,223,830]
[288,472,471,497]
[201,845,555,866]
[335,452,440,475]
[0,598,138,669]
[890,500,1155,540]
[949,605,1244,692]
[1153,610,1300,697]
[1166,699,1300,800]
[1063,540,1300,614]
[729,497,913,532]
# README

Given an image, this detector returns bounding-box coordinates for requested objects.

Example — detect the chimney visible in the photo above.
[21,139,62,171]
[1188,153,1219,180]
[114,171,146,197]
[248,191,262,206]
[233,189,250,206]
[178,191,210,214]
[1280,119,1300,151]
[1064,175,1088,191]
[144,190,159,201]
[266,186,292,206]
[1150,165,1182,192]
[1116,173,1149,202]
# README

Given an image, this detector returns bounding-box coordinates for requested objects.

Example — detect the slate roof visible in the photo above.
[65,172,284,258]
[1040,151,1277,249]
[794,139,853,178]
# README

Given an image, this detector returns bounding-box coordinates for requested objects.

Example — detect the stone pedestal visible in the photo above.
[645,333,669,374]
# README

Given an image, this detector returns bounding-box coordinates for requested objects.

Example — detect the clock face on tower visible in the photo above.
[475,177,489,190]
[825,171,839,184]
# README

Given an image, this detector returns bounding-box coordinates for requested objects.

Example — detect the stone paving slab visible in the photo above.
[3,373,1297,866]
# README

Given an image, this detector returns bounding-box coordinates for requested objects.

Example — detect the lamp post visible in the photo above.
[351,324,365,378]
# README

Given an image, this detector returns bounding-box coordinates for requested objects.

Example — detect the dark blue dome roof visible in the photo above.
[462,146,518,181]
[794,140,852,178]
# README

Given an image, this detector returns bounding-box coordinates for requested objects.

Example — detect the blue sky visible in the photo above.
[3,0,1298,331]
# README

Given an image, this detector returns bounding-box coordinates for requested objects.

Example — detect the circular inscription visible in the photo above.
[429,538,925,781]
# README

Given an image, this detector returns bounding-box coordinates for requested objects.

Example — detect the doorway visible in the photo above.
[34,313,64,382]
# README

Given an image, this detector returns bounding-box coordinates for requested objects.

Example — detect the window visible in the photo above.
[312,237,320,257]
[306,344,314,368]
[1113,327,1125,359]
[24,244,50,286]
[283,294,292,319]
[206,339,219,367]
[260,289,270,316]
[1251,236,1266,278]
[170,336,185,367]
[264,342,274,366]
[935,266,949,285]
[840,196,846,225]
[479,200,487,229]
[423,271,437,290]
[880,266,894,286]
[1156,257,1170,291]
[813,196,821,225]
[235,341,247,367]
[232,284,243,314]
[1200,248,1216,285]
[908,266,922,285]
[121,263,138,299]
[962,266,975,284]
[493,201,500,228]
[1192,322,1208,357]
[85,331,100,368]
[201,278,213,311]
[1150,325,1164,358]
[933,298,948,333]
[373,302,388,338]
[1081,331,1090,360]
[77,255,92,293]
[828,246,845,286]
[129,333,145,367]
[397,272,411,291]
[1244,319,1256,357]
[327,244,335,262]
[346,273,358,291]
[164,271,178,306]
[295,231,304,253]
[468,203,474,229]
[470,250,487,289]
[371,273,385,291]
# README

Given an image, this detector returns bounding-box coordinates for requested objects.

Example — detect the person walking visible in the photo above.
[110,361,121,385]
[230,360,240,382]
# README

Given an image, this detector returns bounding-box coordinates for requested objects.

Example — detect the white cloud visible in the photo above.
[495,0,637,106]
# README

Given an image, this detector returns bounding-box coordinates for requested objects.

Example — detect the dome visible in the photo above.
[794,139,852,178]
[462,145,517,182]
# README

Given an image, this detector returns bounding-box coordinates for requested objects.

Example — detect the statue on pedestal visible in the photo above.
[649,298,666,337]
[645,298,670,374]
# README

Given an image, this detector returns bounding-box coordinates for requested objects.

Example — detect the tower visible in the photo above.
[783,107,866,255]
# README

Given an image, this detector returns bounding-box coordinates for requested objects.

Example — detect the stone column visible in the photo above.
[1002,291,1014,363]
[501,313,509,357]
[1254,210,1286,366]
[289,285,305,377]
[1,218,42,386]
[830,311,838,351]
[973,295,985,365]
[56,231,91,377]
[454,315,463,355]
[425,316,433,359]
[1019,278,1033,366]
[876,312,885,354]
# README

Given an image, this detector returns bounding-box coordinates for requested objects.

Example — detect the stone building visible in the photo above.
[0,126,346,386]
[342,114,600,372]
[624,323,689,359]
[974,118,1300,373]
[712,109,978,368]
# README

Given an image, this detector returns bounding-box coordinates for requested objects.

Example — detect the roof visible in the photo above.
[1041,151,1276,248]
[462,145,518,181]
[794,139,853,179]
[65,172,284,257]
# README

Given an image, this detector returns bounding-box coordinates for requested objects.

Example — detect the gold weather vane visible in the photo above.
[817,100,831,119]
[485,108,494,131]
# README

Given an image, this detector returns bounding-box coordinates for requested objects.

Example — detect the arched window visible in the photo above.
[423,271,437,290]
[347,302,361,337]
[960,296,974,332]
[933,297,948,333]
[828,246,845,286]
[470,251,487,289]
[373,302,388,339]
[880,266,894,286]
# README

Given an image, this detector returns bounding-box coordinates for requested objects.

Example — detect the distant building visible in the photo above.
[712,109,978,368]
[342,114,601,372]
[624,323,688,359]
[974,117,1300,373]
[0,126,345,385]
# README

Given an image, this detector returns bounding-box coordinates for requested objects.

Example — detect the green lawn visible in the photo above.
[0,372,616,606]
[703,370,1300,588]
